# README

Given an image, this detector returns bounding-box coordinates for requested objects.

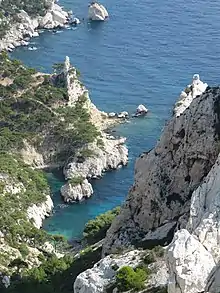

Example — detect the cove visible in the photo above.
[11,0,220,239]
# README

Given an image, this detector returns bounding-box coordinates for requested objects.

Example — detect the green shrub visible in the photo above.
[83,207,121,244]
[143,251,155,264]
[79,148,95,158]
[69,176,84,186]
[18,243,29,258]
[116,266,147,292]
[153,245,164,258]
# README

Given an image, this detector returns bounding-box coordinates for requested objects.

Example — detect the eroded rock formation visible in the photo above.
[103,78,220,255]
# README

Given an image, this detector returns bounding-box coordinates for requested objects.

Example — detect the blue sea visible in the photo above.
[11,0,220,239]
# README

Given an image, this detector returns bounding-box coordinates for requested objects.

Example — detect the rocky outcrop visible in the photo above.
[88,2,109,21]
[62,136,128,202]
[167,151,220,293]
[0,1,68,52]
[27,194,53,229]
[174,74,208,117]
[64,137,128,180]
[74,249,168,293]
[74,250,144,293]
[58,57,128,202]
[61,179,93,203]
[103,79,220,255]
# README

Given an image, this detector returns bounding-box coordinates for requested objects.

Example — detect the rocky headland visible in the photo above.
[0,49,128,278]
[0,0,70,52]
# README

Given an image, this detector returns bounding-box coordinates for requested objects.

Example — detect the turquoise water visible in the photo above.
[11,0,220,239]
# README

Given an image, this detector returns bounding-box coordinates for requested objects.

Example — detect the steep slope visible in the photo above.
[0,52,127,278]
[103,76,220,255]
[167,150,220,293]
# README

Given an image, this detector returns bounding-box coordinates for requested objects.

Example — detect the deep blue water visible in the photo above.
[11,0,220,239]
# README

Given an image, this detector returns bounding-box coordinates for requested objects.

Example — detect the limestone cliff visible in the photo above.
[103,76,220,255]
[167,151,220,293]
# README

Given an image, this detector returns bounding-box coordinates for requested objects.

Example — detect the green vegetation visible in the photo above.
[0,0,49,38]
[79,148,96,158]
[116,266,148,292]
[69,175,84,186]
[83,207,121,244]
[0,0,48,18]
[2,247,102,293]
[0,52,100,157]
[0,153,51,250]
[143,246,164,265]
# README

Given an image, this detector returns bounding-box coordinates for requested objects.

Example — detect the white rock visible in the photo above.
[52,9,67,24]
[117,111,129,118]
[108,112,116,118]
[174,74,208,117]
[167,229,215,293]
[61,179,93,202]
[27,194,53,229]
[74,250,143,293]
[103,84,220,255]
[88,2,109,21]
[136,104,148,114]
[64,137,128,180]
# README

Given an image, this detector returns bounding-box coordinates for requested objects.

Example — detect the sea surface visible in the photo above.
[11,0,220,239]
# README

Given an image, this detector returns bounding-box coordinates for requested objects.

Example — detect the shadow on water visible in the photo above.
[87,20,105,30]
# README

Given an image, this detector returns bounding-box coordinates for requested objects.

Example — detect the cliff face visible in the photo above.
[103,78,220,255]
[167,151,220,293]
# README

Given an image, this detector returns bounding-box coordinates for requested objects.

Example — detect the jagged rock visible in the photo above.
[88,2,109,21]
[103,83,220,255]
[64,136,128,180]
[174,74,208,117]
[117,111,129,118]
[167,229,215,293]
[27,194,53,229]
[61,179,93,203]
[74,250,144,293]
[167,152,220,293]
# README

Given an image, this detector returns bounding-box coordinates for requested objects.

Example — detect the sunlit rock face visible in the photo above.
[103,82,220,256]
[88,2,109,21]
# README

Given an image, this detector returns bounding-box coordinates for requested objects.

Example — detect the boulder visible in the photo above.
[108,112,116,118]
[136,104,148,114]
[117,111,129,118]
[88,2,109,21]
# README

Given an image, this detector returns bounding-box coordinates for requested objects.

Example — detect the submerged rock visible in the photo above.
[88,2,109,21]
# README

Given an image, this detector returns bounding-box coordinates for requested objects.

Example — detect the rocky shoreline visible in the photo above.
[0,1,69,52]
